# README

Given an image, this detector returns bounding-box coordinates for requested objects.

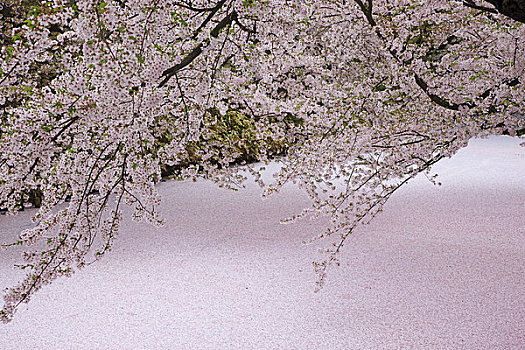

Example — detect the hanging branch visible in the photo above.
[158,10,239,88]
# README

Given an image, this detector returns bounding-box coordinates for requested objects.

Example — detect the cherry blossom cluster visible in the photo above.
[0,0,523,321]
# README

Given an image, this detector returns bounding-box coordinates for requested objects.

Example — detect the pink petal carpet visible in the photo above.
[1,136,524,349]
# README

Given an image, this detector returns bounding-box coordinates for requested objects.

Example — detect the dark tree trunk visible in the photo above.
[485,0,525,23]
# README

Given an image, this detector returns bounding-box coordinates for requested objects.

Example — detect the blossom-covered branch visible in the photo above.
[0,0,523,322]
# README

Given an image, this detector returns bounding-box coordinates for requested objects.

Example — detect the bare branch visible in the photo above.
[463,0,499,14]
[159,10,239,88]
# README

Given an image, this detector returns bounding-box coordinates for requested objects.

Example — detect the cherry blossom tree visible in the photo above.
[1,0,523,322]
